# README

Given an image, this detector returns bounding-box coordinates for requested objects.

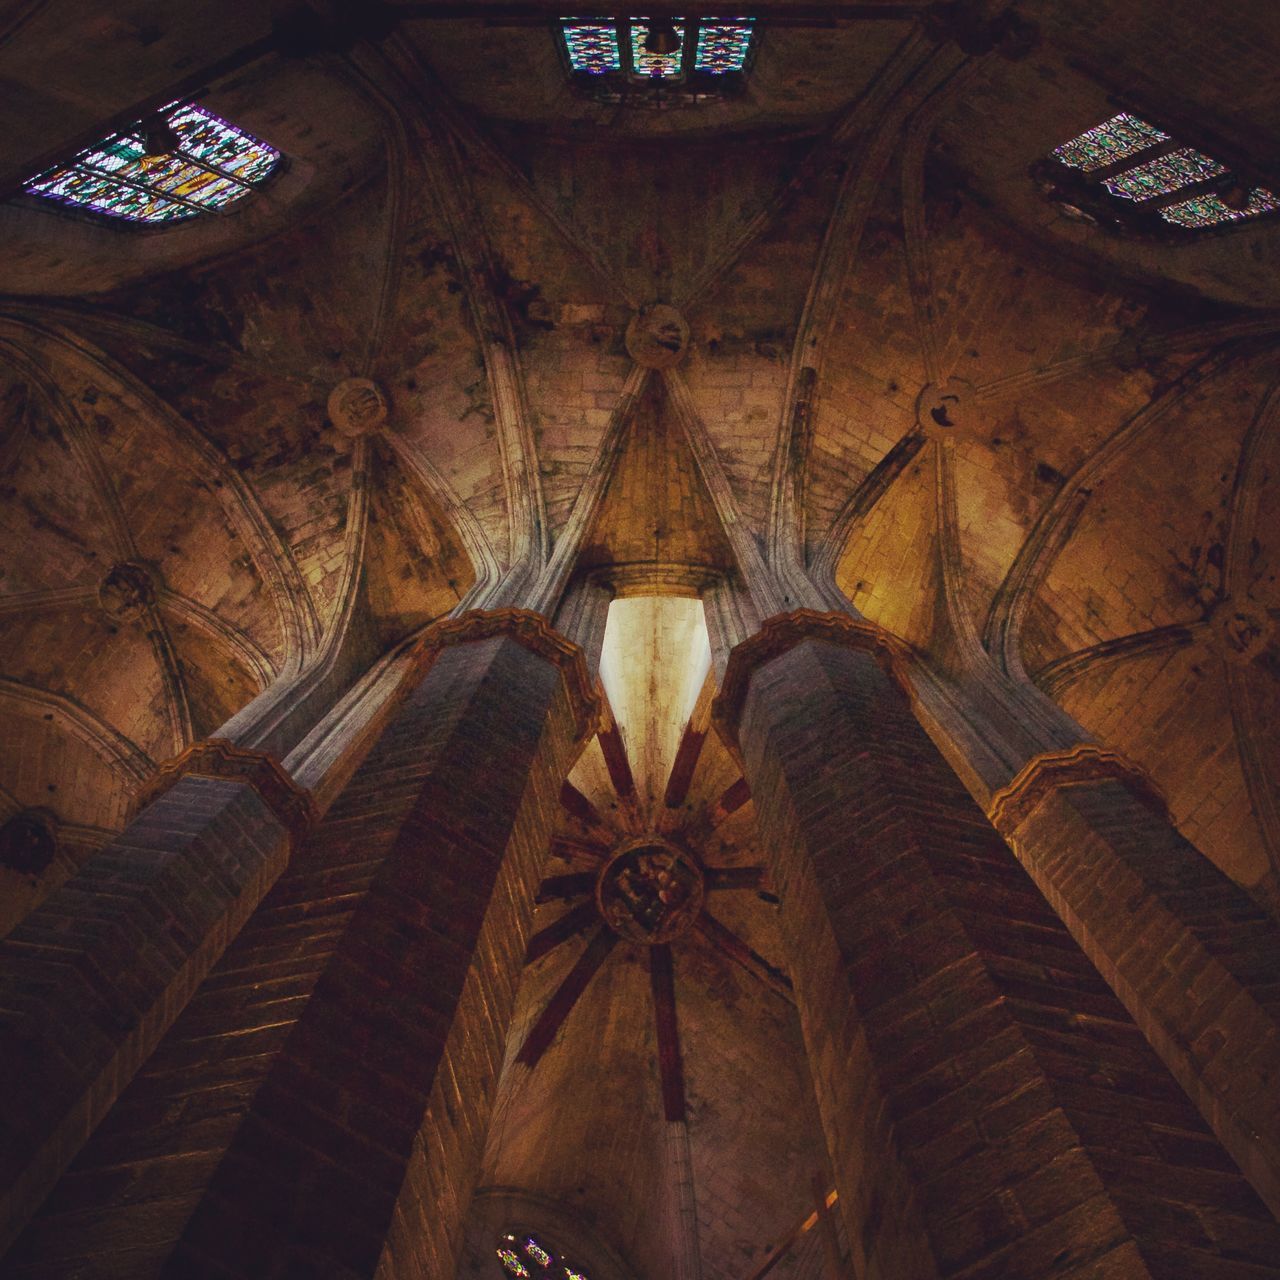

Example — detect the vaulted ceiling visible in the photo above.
[1,2,1278,1276]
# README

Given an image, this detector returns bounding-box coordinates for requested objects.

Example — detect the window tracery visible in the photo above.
[1041,112,1278,235]
[559,15,756,95]
[23,101,280,224]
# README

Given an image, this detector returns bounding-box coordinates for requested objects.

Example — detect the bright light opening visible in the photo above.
[598,596,711,808]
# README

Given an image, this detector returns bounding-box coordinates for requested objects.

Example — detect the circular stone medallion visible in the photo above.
[915,377,973,437]
[1215,599,1275,665]
[0,809,57,878]
[327,377,388,437]
[596,835,705,945]
[625,304,690,369]
[98,562,156,620]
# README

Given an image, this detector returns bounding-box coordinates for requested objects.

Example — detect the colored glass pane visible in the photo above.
[695,17,754,73]
[1102,146,1226,200]
[497,1247,530,1277]
[26,165,189,222]
[78,134,147,174]
[562,20,622,73]
[1053,112,1169,172]
[168,104,278,183]
[24,102,279,224]
[524,1238,553,1267]
[630,18,685,78]
[1161,185,1280,228]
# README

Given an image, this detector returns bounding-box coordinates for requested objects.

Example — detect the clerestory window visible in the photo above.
[1040,113,1279,235]
[497,1230,590,1280]
[559,15,756,94]
[23,101,280,225]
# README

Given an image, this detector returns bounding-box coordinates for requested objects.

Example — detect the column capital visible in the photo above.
[131,739,318,851]
[420,608,601,742]
[712,609,912,747]
[987,742,1169,833]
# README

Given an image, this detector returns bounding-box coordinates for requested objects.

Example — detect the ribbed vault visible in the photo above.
[1,4,1279,1276]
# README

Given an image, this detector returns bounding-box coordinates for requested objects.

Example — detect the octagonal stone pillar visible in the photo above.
[0,742,315,1255]
[989,745,1280,1220]
[713,610,1280,1279]
[154,609,598,1280]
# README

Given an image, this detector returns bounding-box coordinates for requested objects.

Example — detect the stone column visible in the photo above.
[0,742,314,1255]
[713,611,1280,1280]
[989,745,1280,1219]
[155,609,597,1280]
[804,575,1280,1221]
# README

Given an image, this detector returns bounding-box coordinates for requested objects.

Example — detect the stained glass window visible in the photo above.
[496,1231,591,1279]
[1161,186,1280,228]
[498,1248,531,1278]
[1102,147,1226,201]
[562,20,622,74]
[1045,111,1276,235]
[695,18,755,73]
[559,15,756,87]
[1052,113,1169,172]
[24,102,279,224]
[630,18,686,79]
[524,1239,553,1268]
